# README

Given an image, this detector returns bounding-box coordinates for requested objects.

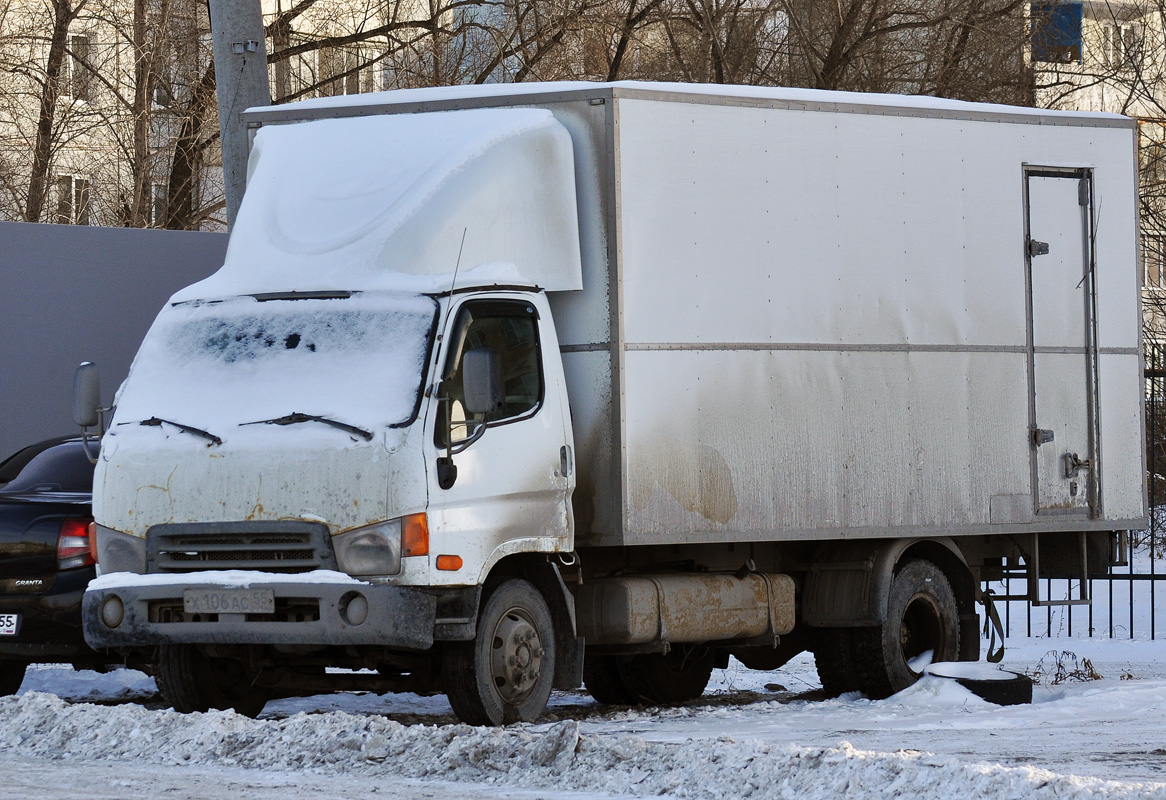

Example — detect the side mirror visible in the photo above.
[462,348,503,415]
[73,362,101,428]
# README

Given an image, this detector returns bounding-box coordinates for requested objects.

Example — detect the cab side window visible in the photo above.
[436,302,542,447]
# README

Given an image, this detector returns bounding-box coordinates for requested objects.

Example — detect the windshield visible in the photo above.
[113,293,437,437]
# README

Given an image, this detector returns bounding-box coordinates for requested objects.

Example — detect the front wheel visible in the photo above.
[853,558,961,699]
[155,644,268,717]
[443,579,556,726]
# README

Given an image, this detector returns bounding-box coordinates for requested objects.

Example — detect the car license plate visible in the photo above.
[183,588,274,615]
[0,613,19,636]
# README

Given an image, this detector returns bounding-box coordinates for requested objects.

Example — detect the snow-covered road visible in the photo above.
[7,636,1166,799]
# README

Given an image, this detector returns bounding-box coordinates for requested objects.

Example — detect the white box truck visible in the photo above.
[80,82,1146,724]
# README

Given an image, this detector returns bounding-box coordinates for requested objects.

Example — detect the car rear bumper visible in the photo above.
[82,578,437,651]
[0,569,96,658]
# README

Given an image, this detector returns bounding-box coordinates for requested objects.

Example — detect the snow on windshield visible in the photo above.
[113,293,436,439]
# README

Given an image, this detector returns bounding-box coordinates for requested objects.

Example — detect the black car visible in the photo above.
[0,436,118,694]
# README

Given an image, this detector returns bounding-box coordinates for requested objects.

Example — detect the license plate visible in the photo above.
[0,613,19,636]
[183,588,274,615]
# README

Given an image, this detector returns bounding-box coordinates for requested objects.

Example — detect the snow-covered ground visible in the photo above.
[7,632,1166,799]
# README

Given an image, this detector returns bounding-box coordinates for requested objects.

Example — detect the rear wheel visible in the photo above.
[810,628,861,697]
[854,559,960,699]
[443,579,556,726]
[0,661,27,696]
[616,645,714,705]
[155,644,268,717]
[583,653,637,705]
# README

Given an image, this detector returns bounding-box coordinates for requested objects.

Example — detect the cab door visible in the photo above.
[424,293,574,580]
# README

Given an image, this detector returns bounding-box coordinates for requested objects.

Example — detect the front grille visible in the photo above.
[146,521,336,573]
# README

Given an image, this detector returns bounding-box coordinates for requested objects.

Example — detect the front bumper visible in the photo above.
[82,579,436,651]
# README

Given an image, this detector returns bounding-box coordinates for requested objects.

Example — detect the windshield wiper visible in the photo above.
[241,412,373,441]
[124,416,223,446]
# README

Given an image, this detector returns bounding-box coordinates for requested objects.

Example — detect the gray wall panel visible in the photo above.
[0,222,226,458]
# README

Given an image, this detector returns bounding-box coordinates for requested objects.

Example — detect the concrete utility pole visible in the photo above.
[208,0,272,229]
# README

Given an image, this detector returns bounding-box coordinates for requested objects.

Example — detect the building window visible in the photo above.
[317,46,339,97]
[316,46,366,97]
[55,176,90,225]
[1031,3,1082,64]
[1146,236,1165,290]
[67,34,91,100]
[1100,23,1141,69]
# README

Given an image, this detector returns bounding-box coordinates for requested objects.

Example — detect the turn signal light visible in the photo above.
[436,554,463,571]
[402,512,429,557]
[88,521,98,563]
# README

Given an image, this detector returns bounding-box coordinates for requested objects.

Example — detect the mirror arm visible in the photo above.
[449,419,487,455]
[79,404,111,466]
[80,427,99,465]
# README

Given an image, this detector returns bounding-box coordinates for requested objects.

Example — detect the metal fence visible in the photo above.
[988,342,1165,640]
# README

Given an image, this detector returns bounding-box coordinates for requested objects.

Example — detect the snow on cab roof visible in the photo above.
[171,107,583,301]
[251,79,1130,125]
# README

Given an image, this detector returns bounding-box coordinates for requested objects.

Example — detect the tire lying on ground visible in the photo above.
[924,662,1033,705]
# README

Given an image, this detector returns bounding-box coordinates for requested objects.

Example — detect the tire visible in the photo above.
[155,644,268,717]
[616,645,714,705]
[583,653,637,705]
[854,558,961,700]
[810,628,862,697]
[927,668,1033,706]
[443,579,556,726]
[0,661,27,696]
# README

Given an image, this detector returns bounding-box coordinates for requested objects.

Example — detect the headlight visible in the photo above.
[94,525,147,575]
[333,519,402,577]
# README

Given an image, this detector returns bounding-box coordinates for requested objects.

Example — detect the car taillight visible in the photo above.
[58,518,95,570]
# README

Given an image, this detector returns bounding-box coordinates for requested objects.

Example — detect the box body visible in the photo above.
[244,83,1147,548]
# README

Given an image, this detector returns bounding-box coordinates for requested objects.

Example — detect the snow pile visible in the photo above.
[17,667,157,704]
[2,693,1163,799]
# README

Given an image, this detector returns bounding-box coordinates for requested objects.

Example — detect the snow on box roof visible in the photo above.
[172,107,583,302]
[255,79,1130,125]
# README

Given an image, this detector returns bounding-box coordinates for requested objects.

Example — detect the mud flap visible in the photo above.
[527,560,583,690]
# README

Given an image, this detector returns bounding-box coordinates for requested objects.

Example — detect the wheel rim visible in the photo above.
[489,606,545,705]
[899,592,945,674]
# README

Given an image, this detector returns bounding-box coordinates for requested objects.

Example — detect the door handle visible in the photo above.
[559,445,572,477]
[1064,452,1091,479]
